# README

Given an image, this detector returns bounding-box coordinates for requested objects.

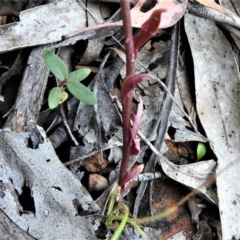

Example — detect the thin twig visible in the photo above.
[59,105,79,146]
[219,23,240,39]
[45,115,59,133]
[130,171,163,182]
[64,150,98,166]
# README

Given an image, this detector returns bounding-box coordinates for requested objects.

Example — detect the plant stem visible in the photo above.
[136,207,177,224]
[110,209,129,240]
[120,0,135,76]
[118,0,136,188]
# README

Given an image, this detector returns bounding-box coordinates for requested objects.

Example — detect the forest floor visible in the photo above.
[0,0,240,240]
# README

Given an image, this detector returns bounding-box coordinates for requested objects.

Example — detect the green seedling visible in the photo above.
[197,142,207,160]
[105,186,175,240]
[105,186,146,239]
[42,51,97,109]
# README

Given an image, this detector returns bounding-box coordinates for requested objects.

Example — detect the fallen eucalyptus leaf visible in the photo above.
[185,14,240,239]
[64,0,188,38]
[168,111,206,142]
[159,157,217,204]
[0,127,100,239]
[195,0,227,14]
[219,0,240,49]
[0,0,88,53]
[187,0,240,29]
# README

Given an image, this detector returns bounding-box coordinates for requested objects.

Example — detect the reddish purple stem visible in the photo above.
[119,0,136,188]
[118,1,164,189]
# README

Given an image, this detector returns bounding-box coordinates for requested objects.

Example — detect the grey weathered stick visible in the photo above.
[133,23,180,217]
[4,45,50,132]
[188,1,240,29]
[59,105,79,147]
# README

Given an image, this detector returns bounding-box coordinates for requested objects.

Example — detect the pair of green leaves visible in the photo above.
[42,51,97,109]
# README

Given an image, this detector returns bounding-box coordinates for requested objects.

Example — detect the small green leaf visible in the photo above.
[66,81,97,105]
[197,142,207,160]
[42,51,68,81]
[59,91,68,104]
[68,68,91,82]
[48,87,62,109]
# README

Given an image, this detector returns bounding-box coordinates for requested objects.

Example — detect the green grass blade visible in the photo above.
[42,50,68,81]
[68,68,91,82]
[129,222,146,240]
[66,81,97,105]
[111,210,128,240]
[137,208,174,223]
[107,186,119,216]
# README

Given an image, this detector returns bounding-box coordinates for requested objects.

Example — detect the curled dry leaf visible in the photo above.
[159,157,217,204]
[107,47,126,63]
[130,0,188,29]
[64,0,188,38]
[219,0,240,49]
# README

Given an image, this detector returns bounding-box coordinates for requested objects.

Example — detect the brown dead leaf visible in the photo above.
[107,47,126,63]
[130,0,188,29]
[82,153,108,173]
[65,0,187,38]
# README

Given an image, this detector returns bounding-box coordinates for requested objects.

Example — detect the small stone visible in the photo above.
[88,174,109,191]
